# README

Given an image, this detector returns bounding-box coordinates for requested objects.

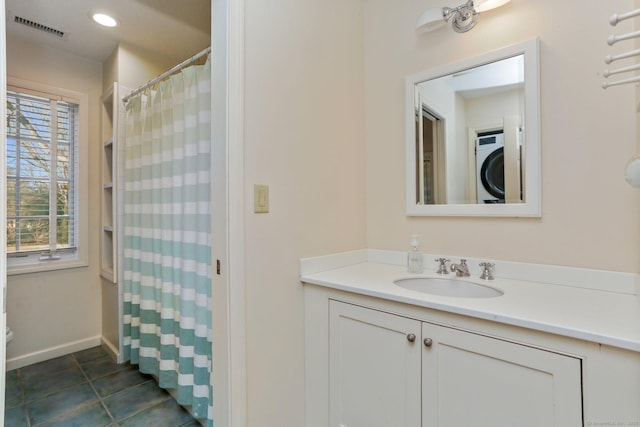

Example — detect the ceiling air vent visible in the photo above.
[14,16,64,38]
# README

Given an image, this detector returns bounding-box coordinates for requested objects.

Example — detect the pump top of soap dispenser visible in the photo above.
[410,234,420,249]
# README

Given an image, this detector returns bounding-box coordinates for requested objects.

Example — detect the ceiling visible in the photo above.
[5,0,211,63]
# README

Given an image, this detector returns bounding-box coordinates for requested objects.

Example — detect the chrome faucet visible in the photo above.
[450,259,470,277]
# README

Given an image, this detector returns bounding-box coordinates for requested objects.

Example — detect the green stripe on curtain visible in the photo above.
[122,57,213,424]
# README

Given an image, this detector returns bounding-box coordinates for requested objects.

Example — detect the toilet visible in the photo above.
[6,326,13,344]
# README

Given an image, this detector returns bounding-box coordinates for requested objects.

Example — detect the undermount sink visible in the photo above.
[394,277,503,298]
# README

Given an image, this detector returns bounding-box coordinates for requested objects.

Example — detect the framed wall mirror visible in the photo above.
[405,38,540,217]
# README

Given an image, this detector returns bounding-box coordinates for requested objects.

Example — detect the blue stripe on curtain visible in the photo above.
[122,57,213,424]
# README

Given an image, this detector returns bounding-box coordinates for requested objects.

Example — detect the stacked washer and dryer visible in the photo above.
[476,131,505,204]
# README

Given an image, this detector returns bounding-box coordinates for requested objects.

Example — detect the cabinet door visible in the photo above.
[329,301,422,427]
[422,323,582,427]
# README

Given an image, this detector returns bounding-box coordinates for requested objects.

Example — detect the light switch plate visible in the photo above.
[254,184,269,213]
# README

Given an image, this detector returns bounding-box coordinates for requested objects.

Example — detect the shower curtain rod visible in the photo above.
[122,46,211,103]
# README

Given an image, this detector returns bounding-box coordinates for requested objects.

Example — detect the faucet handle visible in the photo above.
[435,258,449,274]
[479,262,495,280]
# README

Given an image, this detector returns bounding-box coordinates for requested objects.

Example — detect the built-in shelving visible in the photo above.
[100,83,127,283]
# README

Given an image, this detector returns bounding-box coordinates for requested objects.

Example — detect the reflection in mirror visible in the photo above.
[405,39,540,217]
[416,105,447,204]
[416,55,524,205]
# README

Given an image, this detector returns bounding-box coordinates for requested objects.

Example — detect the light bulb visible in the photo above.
[92,13,118,28]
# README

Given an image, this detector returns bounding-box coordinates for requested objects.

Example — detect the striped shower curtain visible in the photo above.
[121,58,213,424]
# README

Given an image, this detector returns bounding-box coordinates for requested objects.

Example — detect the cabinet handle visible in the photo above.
[423,338,433,347]
[407,333,416,342]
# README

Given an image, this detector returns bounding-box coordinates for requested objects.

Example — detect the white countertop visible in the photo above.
[300,250,640,353]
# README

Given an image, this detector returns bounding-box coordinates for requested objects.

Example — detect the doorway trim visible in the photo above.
[0,0,8,424]
[212,0,247,426]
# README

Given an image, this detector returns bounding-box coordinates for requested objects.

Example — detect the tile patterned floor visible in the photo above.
[4,346,202,427]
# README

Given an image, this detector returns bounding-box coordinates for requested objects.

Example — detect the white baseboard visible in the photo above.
[100,336,120,363]
[6,335,102,371]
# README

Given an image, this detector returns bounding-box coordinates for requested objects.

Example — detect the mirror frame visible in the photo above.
[405,38,541,217]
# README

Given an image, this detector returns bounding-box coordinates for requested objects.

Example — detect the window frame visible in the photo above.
[6,77,88,275]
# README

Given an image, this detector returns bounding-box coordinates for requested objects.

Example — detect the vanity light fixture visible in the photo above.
[91,12,119,28]
[416,0,511,33]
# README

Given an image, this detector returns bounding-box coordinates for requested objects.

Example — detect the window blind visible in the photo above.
[6,90,78,258]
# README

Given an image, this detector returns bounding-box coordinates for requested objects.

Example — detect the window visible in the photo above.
[6,79,88,274]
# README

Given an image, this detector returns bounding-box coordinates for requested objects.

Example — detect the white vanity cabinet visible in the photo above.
[302,254,640,427]
[328,300,583,427]
[421,321,582,427]
[330,301,422,427]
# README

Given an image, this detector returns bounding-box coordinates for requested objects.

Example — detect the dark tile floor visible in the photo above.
[4,346,202,427]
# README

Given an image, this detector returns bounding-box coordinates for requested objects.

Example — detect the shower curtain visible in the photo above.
[121,57,213,424]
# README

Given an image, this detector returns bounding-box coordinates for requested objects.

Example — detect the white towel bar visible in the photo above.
[605,8,640,188]
[610,8,640,26]
[605,48,640,64]
[602,75,640,89]
[603,63,640,78]
[607,30,640,46]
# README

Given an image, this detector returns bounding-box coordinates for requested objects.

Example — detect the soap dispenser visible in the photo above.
[407,234,424,274]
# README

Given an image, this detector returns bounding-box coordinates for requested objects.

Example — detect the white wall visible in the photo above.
[417,79,466,202]
[5,35,103,367]
[243,0,366,425]
[452,92,468,203]
[465,89,521,131]
[115,43,184,92]
[365,0,640,273]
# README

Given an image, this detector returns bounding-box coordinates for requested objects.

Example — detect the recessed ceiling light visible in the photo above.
[91,13,118,28]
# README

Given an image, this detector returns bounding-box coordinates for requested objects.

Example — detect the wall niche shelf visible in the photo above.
[99,83,130,283]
